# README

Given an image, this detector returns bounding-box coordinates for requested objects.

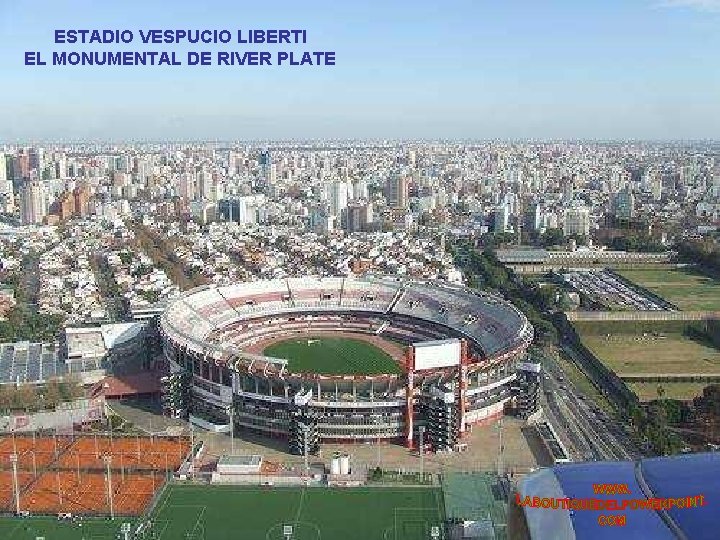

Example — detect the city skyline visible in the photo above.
[1,0,719,141]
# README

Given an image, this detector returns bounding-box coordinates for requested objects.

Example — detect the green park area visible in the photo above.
[580,333,720,376]
[572,320,720,401]
[626,382,708,402]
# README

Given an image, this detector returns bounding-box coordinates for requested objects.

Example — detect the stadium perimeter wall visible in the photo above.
[566,311,720,322]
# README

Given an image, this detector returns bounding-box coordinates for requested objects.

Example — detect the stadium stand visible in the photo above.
[159,276,534,453]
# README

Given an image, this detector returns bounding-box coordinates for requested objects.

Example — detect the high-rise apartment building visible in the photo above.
[563,204,590,237]
[20,178,46,224]
[612,187,635,220]
[386,174,409,209]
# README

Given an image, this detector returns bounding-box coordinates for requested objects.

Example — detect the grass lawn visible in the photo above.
[627,382,709,402]
[555,350,614,414]
[581,334,720,375]
[619,267,720,311]
[147,484,445,540]
[264,336,401,375]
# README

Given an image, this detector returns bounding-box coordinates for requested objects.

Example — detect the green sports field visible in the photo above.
[148,484,445,540]
[0,516,128,539]
[0,485,446,540]
[618,267,720,311]
[581,334,720,376]
[264,336,401,375]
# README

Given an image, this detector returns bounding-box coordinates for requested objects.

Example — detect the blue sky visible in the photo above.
[0,0,718,141]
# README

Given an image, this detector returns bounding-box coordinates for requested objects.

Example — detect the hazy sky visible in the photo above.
[1,0,719,141]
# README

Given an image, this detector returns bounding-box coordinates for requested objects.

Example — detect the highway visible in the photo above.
[540,350,639,462]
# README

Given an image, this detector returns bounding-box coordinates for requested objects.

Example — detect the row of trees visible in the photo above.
[692,384,720,443]
[626,399,687,456]
[625,384,720,455]
[133,223,207,291]
[453,241,564,345]
[608,234,667,253]
[0,376,83,413]
[677,239,720,274]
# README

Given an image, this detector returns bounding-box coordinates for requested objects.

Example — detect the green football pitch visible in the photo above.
[0,516,129,539]
[148,484,445,540]
[0,485,446,540]
[263,336,402,375]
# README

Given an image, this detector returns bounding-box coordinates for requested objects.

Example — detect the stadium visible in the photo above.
[158,276,535,454]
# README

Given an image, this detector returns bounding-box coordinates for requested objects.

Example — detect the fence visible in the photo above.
[0,432,190,517]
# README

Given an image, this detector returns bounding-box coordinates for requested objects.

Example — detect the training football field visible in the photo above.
[146,484,445,540]
[263,336,401,375]
[0,516,128,539]
[0,485,446,539]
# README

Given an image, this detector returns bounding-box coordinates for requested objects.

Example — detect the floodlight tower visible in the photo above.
[10,454,20,514]
[418,426,425,478]
[303,423,310,478]
[497,418,504,477]
[226,404,235,455]
[103,454,115,520]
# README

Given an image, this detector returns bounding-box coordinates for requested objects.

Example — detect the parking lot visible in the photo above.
[560,269,672,311]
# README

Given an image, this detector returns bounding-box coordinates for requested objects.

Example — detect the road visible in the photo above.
[540,350,639,462]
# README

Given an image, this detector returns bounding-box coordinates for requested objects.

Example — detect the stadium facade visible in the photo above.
[158,277,536,454]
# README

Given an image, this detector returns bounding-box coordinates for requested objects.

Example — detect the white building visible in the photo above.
[563,204,590,237]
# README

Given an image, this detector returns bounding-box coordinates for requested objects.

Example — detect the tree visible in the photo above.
[0,385,12,413]
[58,375,83,402]
[43,378,63,409]
[118,251,133,265]
[14,384,38,412]
[540,228,564,247]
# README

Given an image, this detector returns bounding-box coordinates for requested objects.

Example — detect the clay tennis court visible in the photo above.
[0,434,190,516]
[19,471,159,515]
[0,435,71,469]
[55,435,189,471]
[0,471,33,508]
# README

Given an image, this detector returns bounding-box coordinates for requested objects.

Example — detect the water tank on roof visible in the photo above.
[330,456,341,475]
[340,454,350,475]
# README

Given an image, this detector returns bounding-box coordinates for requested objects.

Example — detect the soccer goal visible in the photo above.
[265,521,322,540]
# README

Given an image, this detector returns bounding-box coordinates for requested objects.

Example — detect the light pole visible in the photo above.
[54,467,63,507]
[376,434,381,469]
[10,454,20,515]
[497,418,504,477]
[418,426,425,479]
[103,454,114,520]
[303,424,309,478]
[226,405,235,456]
[189,421,195,476]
